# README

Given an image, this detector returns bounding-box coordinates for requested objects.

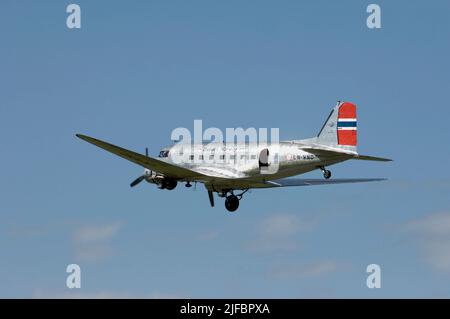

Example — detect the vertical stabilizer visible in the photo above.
[317,101,357,152]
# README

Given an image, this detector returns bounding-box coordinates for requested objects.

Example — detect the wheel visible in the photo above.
[165,180,177,190]
[225,195,239,212]
[161,179,177,190]
[323,170,331,179]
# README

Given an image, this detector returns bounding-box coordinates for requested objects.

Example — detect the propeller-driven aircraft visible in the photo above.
[77,101,391,212]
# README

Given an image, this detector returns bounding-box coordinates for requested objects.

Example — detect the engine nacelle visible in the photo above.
[158,178,177,190]
[143,170,177,190]
[144,169,161,183]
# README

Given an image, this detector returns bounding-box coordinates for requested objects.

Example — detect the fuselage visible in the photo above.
[157,141,349,182]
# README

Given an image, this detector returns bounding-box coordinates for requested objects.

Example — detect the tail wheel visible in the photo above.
[225,195,239,212]
[323,170,332,179]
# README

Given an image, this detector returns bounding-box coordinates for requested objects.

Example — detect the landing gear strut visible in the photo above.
[320,166,332,179]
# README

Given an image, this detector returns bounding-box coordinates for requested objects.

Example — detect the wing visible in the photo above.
[76,134,205,179]
[203,177,387,190]
[259,178,387,188]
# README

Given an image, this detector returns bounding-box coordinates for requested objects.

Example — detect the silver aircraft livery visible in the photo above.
[77,101,391,212]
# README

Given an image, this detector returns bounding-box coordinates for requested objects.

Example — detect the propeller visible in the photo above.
[130,147,149,188]
[130,175,145,187]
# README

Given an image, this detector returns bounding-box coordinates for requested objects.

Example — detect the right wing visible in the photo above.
[258,178,387,188]
[203,177,387,190]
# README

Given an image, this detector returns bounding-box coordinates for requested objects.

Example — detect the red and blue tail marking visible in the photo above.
[337,102,357,146]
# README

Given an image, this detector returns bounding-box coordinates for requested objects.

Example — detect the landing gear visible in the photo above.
[159,178,177,190]
[225,195,239,212]
[185,181,192,188]
[223,189,248,212]
[320,166,332,179]
[207,189,249,212]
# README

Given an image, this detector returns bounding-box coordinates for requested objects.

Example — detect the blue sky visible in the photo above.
[1,0,449,298]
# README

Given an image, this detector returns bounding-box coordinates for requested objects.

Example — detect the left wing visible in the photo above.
[76,134,206,179]
[77,134,256,184]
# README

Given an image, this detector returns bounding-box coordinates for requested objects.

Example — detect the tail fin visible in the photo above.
[317,101,357,152]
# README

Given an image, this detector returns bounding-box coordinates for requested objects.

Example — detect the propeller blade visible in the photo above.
[145,147,148,157]
[130,175,145,187]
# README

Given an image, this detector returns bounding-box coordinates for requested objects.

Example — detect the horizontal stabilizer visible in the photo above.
[300,147,392,162]
[353,155,392,162]
[301,146,356,157]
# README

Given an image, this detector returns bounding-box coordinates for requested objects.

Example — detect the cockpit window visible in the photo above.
[158,150,169,158]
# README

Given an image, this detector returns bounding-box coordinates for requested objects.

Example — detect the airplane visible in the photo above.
[76,101,391,212]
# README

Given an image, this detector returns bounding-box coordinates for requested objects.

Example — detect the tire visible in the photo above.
[161,179,177,190]
[165,180,177,190]
[225,195,239,212]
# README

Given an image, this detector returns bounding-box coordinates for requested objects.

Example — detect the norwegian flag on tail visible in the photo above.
[337,102,357,146]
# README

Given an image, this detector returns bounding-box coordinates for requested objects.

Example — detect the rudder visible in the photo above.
[317,101,357,152]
